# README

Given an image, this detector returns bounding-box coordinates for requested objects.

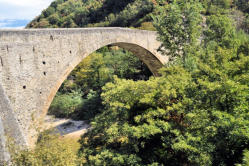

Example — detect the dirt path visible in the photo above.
[43,115,90,139]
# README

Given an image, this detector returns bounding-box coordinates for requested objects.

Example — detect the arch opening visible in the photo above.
[41,41,164,120]
[36,42,164,141]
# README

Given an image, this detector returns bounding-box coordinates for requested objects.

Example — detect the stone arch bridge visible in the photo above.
[0,28,167,161]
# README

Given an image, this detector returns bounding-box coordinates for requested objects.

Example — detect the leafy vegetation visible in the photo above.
[78,1,249,165]
[27,0,249,31]
[237,150,249,166]
[27,0,156,29]
[153,0,203,60]
[48,90,84,118]
[10,131,81,166]
[49,48,152,119]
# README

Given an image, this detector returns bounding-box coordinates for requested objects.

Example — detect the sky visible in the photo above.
[0,0,54,28]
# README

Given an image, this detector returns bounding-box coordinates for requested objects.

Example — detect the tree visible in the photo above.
[204,13,236,48]
[37,19,50,28]
[48,90,83,118]
[153,0,203,61]
[48,13,61,25]
[43,6,56,17]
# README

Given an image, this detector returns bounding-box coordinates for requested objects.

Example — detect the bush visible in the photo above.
[138,22,156,31]
[78,90,103,120]
[48,13,61,25]
[48,90,83,118]
[11,132,80,166]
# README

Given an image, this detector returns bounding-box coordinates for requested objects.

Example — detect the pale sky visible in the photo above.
[0,0,54,20]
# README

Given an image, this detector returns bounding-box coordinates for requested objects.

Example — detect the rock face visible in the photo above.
[0,27,167,161]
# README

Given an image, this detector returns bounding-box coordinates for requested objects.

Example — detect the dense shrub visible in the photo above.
[11,132,80,166]
[48,90,83,118]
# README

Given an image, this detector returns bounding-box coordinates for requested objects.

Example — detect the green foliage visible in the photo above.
[234,0,249,13]
[27,0,249,35]
[78,1,249,165]
[69,48,151,93]
[48,13,61,25]
[11,132,80,166]
[49,48,152,119]
[48,90,83,118]
[79,34,249,166]
[153,0,203,60]
[27,0,155,29]
[137,22,156,31]
[237,150,249,166]
[204,13,235,48]
[43,6,56,17]
[78,90,102,120]
[36,19,50,28]
[242,14,249,33]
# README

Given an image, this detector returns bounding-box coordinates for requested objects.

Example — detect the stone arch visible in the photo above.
[0,28,168,157]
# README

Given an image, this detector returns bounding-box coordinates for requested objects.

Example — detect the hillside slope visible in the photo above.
[27,0,248,33]
[26,0,157,29]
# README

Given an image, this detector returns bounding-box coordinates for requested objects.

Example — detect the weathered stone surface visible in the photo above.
[0,28,167,161]
[0,116,10,163]
[0,83,26,164]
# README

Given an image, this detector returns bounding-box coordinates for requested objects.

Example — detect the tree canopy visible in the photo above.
[78,1,249,165]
